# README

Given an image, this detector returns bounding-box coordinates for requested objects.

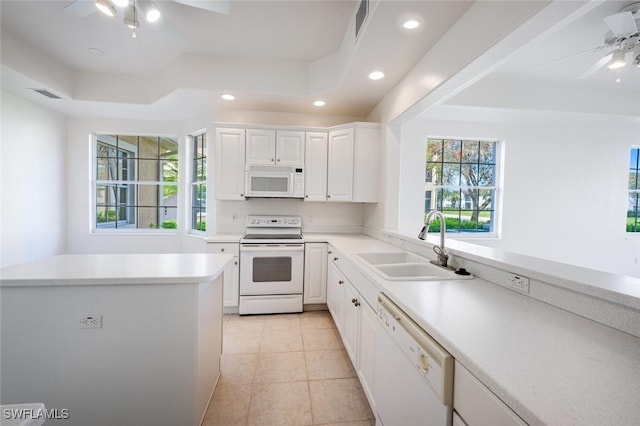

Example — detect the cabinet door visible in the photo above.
[327,128,354,202]
[358,301,377,409]
[276,131,305,166]
[246,129,276,165]
[215,128,246,200]
[342,282,360,366]
[326,259,345,333]
[303,243,328,304]
[223,257,239,308]
[304,132,328,201]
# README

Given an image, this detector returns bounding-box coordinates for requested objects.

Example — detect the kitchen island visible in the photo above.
[0,253,233,426]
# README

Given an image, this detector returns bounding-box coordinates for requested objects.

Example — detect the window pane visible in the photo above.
[159,207,177,229]
[630,148,639,169]
[139,136,159,158]
[628,193,639,232]
[479,141,496,164]
[443,140,461,162]
[461,140,479,163]
[160,137,178,157]
[442,163,460,186]
[629,170,638,190]
[426,140,443,162]
[426,163,442,184]
[138,159,159,181]
[138,207,158,229]
[161,159,179,182]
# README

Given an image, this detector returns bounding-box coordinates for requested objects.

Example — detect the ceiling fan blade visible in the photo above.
[64,0,96,17]
[172,0,230,15]
[578,52,613,79]
[604,11,638,37]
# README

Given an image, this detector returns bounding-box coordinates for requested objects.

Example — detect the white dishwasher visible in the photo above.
[374,293,454,426]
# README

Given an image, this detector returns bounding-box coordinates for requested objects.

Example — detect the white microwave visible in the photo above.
[245,165,305,198]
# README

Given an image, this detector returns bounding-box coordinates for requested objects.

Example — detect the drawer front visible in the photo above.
[207,243,240,256]
[454,361,527,426]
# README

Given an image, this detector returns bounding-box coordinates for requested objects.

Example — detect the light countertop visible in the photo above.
[0,253,234,286]
[322,234,640,426]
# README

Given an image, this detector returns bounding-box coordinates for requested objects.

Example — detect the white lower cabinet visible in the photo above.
[326,247,376,411]
[207,242,240,309]
[326,249,345,332]
[303,243,327,304]
[454,360,527,426]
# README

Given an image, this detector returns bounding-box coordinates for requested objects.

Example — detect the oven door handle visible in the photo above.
[241,244,305,252]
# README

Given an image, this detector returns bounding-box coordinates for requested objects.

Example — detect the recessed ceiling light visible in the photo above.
[403,19,421,30]
[146,3,161,22]
[312,100,326,107]
[221,94,236,101]
[368,71,385,80]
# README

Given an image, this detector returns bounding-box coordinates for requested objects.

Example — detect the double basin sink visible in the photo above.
[354,251,473,281]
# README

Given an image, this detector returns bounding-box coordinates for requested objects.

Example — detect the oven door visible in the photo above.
[240,243,304,295]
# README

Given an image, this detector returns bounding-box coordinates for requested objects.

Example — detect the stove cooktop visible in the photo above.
[242,234,303,240]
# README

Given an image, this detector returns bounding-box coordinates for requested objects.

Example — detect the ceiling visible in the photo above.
[0,0,473,119]
[1,0,639,121]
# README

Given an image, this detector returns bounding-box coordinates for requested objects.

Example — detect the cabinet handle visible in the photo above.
[352,298,360,307]
[305,195,309,198]
[234,261,238,265]
[220,248,225,252]
[338,280,344,285]
[271,158,274,162]
[240,193,244,197]
[333,257,338,261]
[327,194,331,198]
[277,158,280,162]
[328,251,333,254]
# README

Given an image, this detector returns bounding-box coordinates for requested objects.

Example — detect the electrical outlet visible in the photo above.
[507,274,530,293]
[79,314,102,329]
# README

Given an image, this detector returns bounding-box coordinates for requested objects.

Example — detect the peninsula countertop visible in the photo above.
[319,234,640,426]
[0,253,234,286]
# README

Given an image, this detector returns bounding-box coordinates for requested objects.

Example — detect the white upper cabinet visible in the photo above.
[304,132,328,201]
[327,123,379,202]
[246,129,305,166]
[245,129,276,165]
[215,128,246,200]
[327,128,355,202]
[276,131,305,166]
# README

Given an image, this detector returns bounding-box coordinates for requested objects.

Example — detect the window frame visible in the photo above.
[189,132,207,234]
[424,136,502,238]
[627,146,640,234]
[92,133,180,233]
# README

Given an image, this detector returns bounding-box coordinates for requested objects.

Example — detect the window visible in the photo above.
[95,134,179,230]
[425,138,498,233]
[628,147,639,233]
[191,133,207,232]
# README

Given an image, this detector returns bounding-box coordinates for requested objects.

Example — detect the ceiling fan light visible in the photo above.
[608,49,626,69]
[145,3,160,22]
[95,0,116,17]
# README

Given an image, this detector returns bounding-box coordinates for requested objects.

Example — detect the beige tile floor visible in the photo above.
[202,311,375,426]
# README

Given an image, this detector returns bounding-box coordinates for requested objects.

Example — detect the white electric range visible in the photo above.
[239,216,304,315]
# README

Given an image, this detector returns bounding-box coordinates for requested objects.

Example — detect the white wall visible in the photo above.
[402,115,640,277]
[65,116,186,254]
[0,90,66,267]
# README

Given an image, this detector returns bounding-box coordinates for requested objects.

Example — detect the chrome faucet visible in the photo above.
[418,211,450,269]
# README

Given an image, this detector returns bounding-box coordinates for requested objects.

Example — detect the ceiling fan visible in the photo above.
[579,1,640,79]
[65,0,230,17]
[64,0,229,39]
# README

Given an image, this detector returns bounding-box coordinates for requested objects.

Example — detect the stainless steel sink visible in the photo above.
[354,252,473,281]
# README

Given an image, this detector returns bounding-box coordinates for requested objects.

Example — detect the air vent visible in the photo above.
[31,88,62,99]
[355,0,368,40]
